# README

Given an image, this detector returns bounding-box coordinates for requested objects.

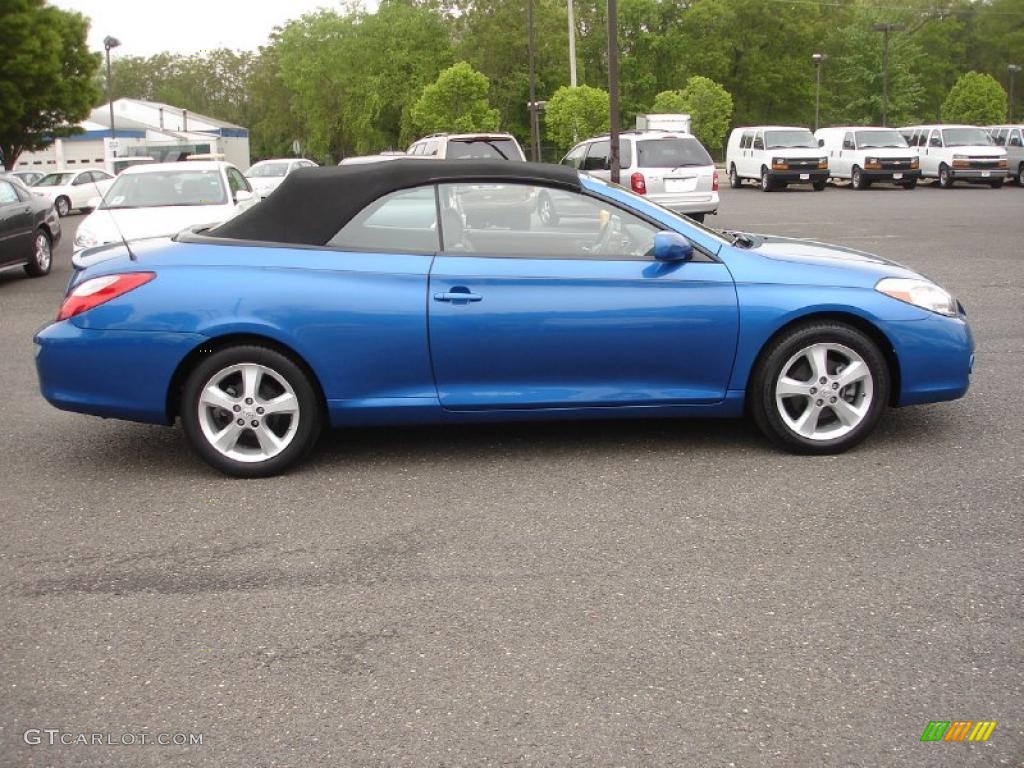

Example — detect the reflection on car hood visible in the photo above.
[78,205,235,245]
[743,233,912,271]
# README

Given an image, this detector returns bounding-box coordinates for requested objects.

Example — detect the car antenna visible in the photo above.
[89,173,136,261]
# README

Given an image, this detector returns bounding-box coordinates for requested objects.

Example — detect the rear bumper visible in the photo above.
[34,321,203,425]
[647,191,720,215]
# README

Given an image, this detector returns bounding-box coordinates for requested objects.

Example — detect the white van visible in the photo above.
[985,125,1024,185]
[814,126,921,189]
[726,126,828,192]
[899,125,1007,188]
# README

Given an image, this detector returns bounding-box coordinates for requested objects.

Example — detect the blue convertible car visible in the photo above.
[35,161,973,476]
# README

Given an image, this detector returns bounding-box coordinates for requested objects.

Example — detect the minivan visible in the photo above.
[814,126,920,189]
[726,126,828,192]
[985,125,1024,185]
[560,129,718,221]
[899,125,1007,188]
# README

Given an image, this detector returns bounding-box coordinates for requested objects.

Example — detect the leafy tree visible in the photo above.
[941,71,1008,124]
[0,0,100,169]
[410,62,500,135]
[544,85,609,150]
[652,77,733,152]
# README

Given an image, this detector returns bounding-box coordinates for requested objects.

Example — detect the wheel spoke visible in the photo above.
[777,376,809,397]
[832,398,865,427]
[261,391,297,415]
[254,424,284,455]
[808,345,829,381]
[211,422,244,453]
[200,385,237,413]
[834,360,868,389]
[241,365,262,401]
[792,405,821,437]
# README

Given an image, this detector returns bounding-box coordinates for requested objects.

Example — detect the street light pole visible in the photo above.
[812,53,826,131]
[871,24,901,127]
[607,0,620,185]
[527,0,540,162]
[103,36,121,146]
[568,0,577,87]
[1009,64,1021,122]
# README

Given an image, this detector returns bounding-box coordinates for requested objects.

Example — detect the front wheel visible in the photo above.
[537,193,558,226]
[1016,164,1024,186]
[938,164,954,188]
[729,164,741,188]
[181,345,322,477]
[688,213,705,223]
[55,196,71,217]
[812,179,827,191]
[850,166,868,190]
[900,178,918,190]
[989,178,1003,189]
[760,167,774,192]
[749,322,890,454]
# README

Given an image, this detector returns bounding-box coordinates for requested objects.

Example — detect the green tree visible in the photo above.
[941,71,1008,124]
[653,77,733,152]
[544,85,609,150]
[0,0,100,168]
[410,62,500,135]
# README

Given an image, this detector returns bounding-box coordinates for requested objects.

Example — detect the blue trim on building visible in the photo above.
[64,129,147,141]
[210,128,249,138]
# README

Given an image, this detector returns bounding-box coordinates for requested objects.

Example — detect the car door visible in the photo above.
[0,180,36,266]
[838,132,856,177]
[581,139,611,182]
[922,130,943,176]
[428,182,739,410]
[225,167,258,213]
[746,131,765,178]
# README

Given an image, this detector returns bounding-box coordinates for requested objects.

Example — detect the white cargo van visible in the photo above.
[985,125,1024,184]
[814,126,921,189]
[726,126,828,191]
[899,125,1007,188]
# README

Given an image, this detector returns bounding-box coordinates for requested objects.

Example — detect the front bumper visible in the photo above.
[35,321,203,425]
[861,168,921,182]
[648,191,720,215]
[885,312,974,407]
[950,167,1005,180]
[767,169,828,184]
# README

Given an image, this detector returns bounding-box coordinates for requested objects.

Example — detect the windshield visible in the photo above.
[636,138,712,168]
[855,130,908,149]
[36,173,74,187]
[247,161,290,178]
[100,170,228,209]
[447,138,524,161]
[764,130,818,149]
[941,128,993,147]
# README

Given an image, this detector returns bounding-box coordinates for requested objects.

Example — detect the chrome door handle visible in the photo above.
[434,291,482,302]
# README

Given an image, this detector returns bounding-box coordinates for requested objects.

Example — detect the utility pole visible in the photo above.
[527,0,540,162]
[607,0,620,184]
[812,53,826,131]
[103,36,121,144]
[871,23,902,126]
[568,0,577,87]
[1009,64,1021,122]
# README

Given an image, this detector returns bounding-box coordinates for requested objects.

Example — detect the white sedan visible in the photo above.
[32,169,115,217]
[245,158,318,199]
[73,161,258,254]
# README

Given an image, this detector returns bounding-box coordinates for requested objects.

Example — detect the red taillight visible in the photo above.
[57,272,155,321]
[630,172,647,194]
[712,170,719,191]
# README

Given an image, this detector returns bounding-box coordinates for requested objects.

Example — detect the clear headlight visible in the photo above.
[74,229,99,249]
[876,277,957,317]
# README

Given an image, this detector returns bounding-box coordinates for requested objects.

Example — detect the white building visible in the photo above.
[14,98,251,174]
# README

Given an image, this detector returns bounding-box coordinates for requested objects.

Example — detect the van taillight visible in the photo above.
[630,172,647,194]
[712,171,719,191]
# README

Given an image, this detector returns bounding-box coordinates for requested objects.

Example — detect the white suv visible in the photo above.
[899,125,1007,188]
[726,126,828,192]
[560,130,719,222]
[406,133,526,161]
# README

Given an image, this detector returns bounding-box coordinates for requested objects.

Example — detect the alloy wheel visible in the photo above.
[34,232,51,272]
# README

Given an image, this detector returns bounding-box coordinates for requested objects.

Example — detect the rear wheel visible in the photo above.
[537,192,559,226]
[938,164,954,188]
[688,213,705,223]
[760,167,774,192]
[181,345,322,477]
[24,229,52,277]
[749,322,890,454]
[729,164,741,188]
[55,196,70,217]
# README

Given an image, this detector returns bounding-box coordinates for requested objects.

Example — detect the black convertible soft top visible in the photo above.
[209,159,581,246]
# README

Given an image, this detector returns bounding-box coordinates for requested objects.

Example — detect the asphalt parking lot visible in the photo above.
[1,182,1021,767]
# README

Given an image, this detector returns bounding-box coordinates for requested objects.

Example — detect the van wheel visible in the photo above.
[1016,164,1024,185]
[938,164,954,188]
[749,322,890,455]
[900,179,918,190]
[760,167,774,192]
[989,178,1003,189]
[729,164,741,188]
[850,166,868,190]
[812,179,827,191]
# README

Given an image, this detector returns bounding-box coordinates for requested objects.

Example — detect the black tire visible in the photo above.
[180,345,322,477]
[537,192,559,226]
[850,166,868,190]
[812,179,827,191]
[688,213,705,223]
[900,178,918,190]
[1016,164,1024,186]
[749,321,890,455]
[760,167,774,192]
[728,164,742,188]
[989,178,1003,189]
[938,164,954,188]
[24,229,52,277]
[55,196,71,217]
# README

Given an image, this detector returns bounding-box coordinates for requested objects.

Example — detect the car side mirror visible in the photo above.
[86,196,102,210]
[234,190,255,204]
[653,231,694,262]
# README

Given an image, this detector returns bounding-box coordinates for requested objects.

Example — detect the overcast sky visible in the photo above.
[52,0,359,57]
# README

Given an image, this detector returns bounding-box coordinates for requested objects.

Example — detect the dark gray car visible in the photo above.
[0,174,61,278]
